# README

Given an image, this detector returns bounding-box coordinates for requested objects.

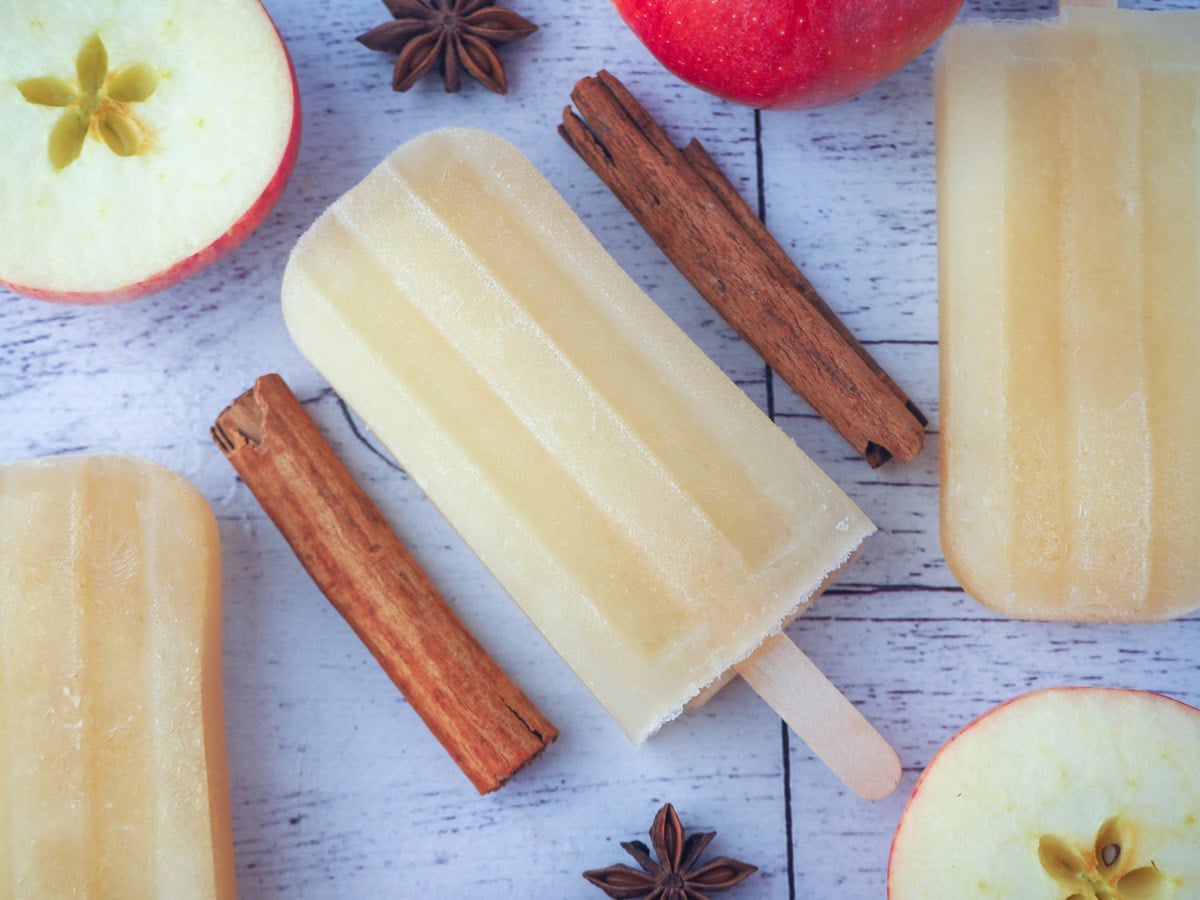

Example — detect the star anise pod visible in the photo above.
[583,803,758,899]
[357,0,537,94]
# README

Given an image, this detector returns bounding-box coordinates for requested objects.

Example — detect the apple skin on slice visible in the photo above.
[0,0,300,304]
[888,687,1200,899]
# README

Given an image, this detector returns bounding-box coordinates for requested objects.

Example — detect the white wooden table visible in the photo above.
[3,0,1197,896]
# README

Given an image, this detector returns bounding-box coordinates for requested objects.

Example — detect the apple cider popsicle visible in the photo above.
[0,455,234,898]
[282,128,901,799]
[937,0,1200,622]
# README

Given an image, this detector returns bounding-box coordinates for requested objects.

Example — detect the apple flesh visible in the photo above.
[888,687,1200,898]
[610,0,963,110]
[0,0,300,304]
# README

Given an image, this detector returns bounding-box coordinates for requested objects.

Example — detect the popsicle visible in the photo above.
[937,0,1200,622]
[0,454,235,898]
[282,127,901,799]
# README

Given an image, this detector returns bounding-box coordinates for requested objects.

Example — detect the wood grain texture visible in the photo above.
[2,0,1198,896]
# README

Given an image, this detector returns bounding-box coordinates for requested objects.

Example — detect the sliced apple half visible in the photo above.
[0,0,300,303]
[889,687,1200,899]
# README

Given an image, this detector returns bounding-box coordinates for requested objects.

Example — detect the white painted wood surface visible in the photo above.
[3,0,1197,896]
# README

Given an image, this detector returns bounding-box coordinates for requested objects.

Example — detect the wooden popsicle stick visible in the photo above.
[735,634,901,800]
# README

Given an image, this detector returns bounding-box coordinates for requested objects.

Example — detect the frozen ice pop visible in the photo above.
[0,455,234,897]
[282,128,899,798]
[937,0,1200,622]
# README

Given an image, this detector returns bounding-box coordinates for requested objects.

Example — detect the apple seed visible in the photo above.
[106,64,160,104]
[48,110,89,171]
[1039,835,1089,885]
[1096,816,1133,875]
[75,32,107,93]
[17,76,77,107]
[98,109,143,157]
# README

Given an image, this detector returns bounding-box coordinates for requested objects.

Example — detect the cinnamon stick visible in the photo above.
[560,71,927,467]
[212,374,556,794]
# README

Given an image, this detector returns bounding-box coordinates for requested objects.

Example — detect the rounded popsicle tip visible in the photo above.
[736,633,902,800]
[849,738,904,802]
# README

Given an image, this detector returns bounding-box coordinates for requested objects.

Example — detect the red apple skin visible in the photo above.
[885,686,1200,898]
[610,0,963,110]
[0,16,302,306]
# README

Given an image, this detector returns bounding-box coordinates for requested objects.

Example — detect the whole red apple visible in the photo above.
[0,0,300,304]
[610,0,963,109]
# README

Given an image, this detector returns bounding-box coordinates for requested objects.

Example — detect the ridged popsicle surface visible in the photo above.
[938,8,1200,621]
[282,128,874,742]
[0,455,234,898]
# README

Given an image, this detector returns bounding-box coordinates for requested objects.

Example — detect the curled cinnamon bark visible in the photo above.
[561,71,927,467]
[213,374,556,793]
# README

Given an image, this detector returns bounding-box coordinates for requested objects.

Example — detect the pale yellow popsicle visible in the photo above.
[0,455,235,898]
[937,1,1200,622]
[281,128,878,756]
